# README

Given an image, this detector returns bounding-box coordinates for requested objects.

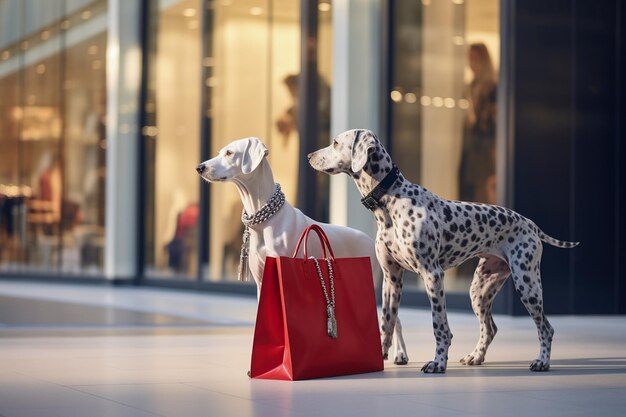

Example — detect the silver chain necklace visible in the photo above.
[311,257,338,339]
[238,183,285,281]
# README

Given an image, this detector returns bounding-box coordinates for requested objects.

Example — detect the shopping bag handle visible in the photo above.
[292,224,336,260]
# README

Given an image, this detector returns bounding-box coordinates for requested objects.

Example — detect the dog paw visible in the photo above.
[529,359,550,372]
[460,353,484,366]
[420,361,446,374]
[394,352,409,365]
[383,353,389,360]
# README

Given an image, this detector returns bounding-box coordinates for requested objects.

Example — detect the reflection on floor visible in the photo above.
[0,295,208,328]
[0,280,625,417]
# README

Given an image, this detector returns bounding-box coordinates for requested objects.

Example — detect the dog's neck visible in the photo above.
[232,159,278,218]
[352,149,404,199]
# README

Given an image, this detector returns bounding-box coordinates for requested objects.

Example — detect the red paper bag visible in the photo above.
[250,224,383,380]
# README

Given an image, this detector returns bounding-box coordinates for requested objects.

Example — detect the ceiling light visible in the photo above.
[1,50,10,60]
[36,64,46,75]
[390,90,402,103]
[87,45,98,55]
[12,107,23,120]
[318,2,331,12]
[40,31,50,40]
[81,10,92,20]
[182,8,197,17]
[453,36,465,46]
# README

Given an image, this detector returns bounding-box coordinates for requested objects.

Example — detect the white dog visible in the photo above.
[196,137,409,364]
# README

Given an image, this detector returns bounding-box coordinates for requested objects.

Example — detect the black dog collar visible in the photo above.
[360,165,400,211]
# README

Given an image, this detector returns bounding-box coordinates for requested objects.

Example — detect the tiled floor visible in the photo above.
[0,281,625,417]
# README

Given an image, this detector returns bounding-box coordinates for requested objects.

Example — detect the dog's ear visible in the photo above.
[350,130,376,172]
[241,138,269,174]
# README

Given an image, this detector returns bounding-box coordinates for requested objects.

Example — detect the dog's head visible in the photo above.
[196,137,269,182]
[308,129,389,177]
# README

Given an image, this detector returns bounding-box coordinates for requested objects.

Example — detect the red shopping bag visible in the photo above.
[250,224,383,380]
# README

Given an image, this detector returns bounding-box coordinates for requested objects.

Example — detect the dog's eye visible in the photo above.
[224,150,233,157]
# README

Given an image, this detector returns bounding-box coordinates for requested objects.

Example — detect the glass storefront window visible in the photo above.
[388,0,500,292]
[0,0,107,275]
[142,0,332,282]
[143,0,202,279]
[206,0,301,281]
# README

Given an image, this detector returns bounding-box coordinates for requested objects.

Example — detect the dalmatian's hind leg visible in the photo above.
[510,241,554,372]
[461,255,510,366]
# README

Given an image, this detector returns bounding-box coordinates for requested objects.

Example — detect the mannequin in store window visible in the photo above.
[459,43,497,205]
[166,202,199,273]
[38,155,62,227]
[275,73,331,144]
[36,155,82,234]
[276,74,299,142]
[275,73,331,221]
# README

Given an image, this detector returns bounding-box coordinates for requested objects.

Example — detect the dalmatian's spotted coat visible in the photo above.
[308,129,579,374]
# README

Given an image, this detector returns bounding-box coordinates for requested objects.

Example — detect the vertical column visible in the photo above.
[297,0,319,218]
[105,0,142,280]
[329,0,380,236]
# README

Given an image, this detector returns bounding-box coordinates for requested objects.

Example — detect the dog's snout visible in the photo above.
[196,164,206,174]
[307,152,313,161]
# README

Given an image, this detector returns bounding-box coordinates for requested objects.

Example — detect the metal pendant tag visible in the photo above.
[326,316,338,339]
[326,304,338,339]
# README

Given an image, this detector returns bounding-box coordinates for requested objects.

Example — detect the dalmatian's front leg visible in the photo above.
[376,245,405,362]
[392,316,409,365]
[420,266,452,373]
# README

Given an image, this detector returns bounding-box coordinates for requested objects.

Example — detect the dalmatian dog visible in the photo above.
[196,137,409,364]
[308,129,579,373]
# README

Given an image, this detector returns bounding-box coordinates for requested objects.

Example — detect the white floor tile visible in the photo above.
[72,383,283,417]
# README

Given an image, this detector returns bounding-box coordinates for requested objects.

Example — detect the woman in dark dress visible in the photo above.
[459,43,497,204]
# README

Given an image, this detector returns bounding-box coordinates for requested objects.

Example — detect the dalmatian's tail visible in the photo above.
[537,229,580,249]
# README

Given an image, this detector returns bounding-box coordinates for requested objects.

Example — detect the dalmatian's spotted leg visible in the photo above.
[510,241,554,372]
[421,266,451,374]
[392,316,409,365]
[461,255,510,366]
[377,247,405,363]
